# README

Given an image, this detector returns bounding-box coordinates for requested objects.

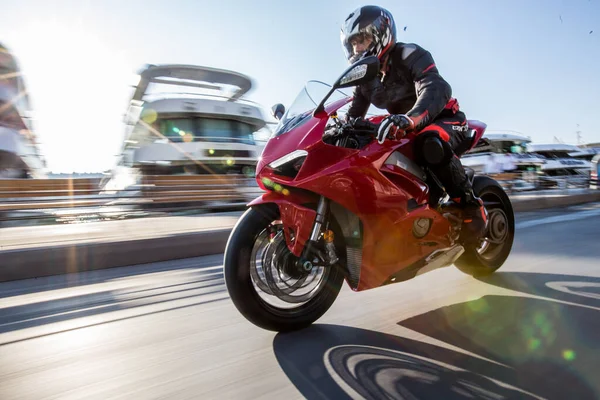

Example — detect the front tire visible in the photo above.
[455,176,515,277]
[223,204,345,332]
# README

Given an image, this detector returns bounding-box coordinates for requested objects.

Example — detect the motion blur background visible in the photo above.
[0,1,599,399]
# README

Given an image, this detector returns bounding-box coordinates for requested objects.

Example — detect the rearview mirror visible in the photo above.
[271,103,285,120]
[313,56,380,117]
[334,56,380,89]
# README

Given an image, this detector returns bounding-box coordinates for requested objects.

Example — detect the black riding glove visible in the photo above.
[377,114,415,143]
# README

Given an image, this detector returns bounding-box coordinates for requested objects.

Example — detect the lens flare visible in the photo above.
[141,108,157,124]
[563,350,576,361]
[528,338,541,351]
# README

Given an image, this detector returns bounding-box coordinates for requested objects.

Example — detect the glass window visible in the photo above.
[159,118,196,142]
[157,117,256,145]
[231,121,255,145]
[493,141,527,154]
[198,118,233,143]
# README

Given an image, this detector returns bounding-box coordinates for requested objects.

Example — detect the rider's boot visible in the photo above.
[436,156,487,245]
[448,189,487,245]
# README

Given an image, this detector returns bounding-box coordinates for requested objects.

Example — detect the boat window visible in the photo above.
[495,141,527,154]
[198,119,255,145]
[510,145,524,154]
[159,118,195,142]
[534,151,571,159]
[197,118,230,142]
[157,117,255,145]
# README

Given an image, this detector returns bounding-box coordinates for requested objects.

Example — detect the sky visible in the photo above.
[0,0,598,173]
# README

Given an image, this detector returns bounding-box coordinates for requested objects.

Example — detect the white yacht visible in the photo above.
[0,42,47,179]
[102,64,270,203]
[568,147,599,162]
[526,143,592,176]
[591,154,599,189]
[460,132,546,190]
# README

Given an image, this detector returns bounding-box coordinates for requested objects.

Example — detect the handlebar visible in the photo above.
[324,117,378,139]
[350,118,379,132]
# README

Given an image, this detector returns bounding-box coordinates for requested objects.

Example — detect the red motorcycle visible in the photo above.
[224,56,514,332]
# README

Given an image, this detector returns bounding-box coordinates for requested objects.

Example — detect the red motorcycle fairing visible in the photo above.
[248,190,319,257]
[256,98,353,184]
[465,120,487,152]
[253,98,455,291]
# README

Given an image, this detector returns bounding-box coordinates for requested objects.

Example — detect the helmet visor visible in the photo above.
[341,31,375,63]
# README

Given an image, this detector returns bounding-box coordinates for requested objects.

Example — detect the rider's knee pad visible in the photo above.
[422,136,445,165]
[415,135,452,166]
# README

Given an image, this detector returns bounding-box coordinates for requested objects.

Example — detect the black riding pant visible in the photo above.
[412,110,472,200]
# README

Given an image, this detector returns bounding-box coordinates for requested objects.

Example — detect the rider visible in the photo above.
[340,5,487,244]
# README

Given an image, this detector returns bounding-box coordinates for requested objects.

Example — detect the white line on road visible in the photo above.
[516,207,600,230]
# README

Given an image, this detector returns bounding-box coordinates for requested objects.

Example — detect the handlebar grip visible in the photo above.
[353,119,377,130]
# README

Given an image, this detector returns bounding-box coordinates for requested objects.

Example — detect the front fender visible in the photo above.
[248,190,318,257]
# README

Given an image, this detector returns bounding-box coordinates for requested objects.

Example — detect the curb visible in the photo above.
[1,192,598,283]
[510,191,600,212]
[0,229,231,283]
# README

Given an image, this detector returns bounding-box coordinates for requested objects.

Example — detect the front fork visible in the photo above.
[297,196,339,271]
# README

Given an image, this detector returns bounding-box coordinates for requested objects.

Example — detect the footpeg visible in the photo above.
[443,212,462,225]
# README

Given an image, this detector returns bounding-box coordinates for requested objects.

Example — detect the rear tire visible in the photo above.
[223,204,345,332]
[455,176,515,277]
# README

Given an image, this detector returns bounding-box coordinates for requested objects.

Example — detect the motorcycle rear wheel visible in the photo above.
[455,176,515,277]
[224,204,345,332]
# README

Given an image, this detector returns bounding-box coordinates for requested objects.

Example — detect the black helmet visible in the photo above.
[341,5,397,64]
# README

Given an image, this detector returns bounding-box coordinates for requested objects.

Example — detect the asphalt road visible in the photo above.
[1,203,599,400]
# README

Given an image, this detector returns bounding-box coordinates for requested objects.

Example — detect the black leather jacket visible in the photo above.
[347,42,452,132]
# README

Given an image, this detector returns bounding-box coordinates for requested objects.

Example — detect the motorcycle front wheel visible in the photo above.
[223,204,345,332]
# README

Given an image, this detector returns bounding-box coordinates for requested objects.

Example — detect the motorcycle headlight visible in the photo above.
[268,150,307,178]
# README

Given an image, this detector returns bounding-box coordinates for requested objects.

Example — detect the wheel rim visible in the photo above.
[249,224,331,310]
[486,208,509,244]
[477,194,511,260]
